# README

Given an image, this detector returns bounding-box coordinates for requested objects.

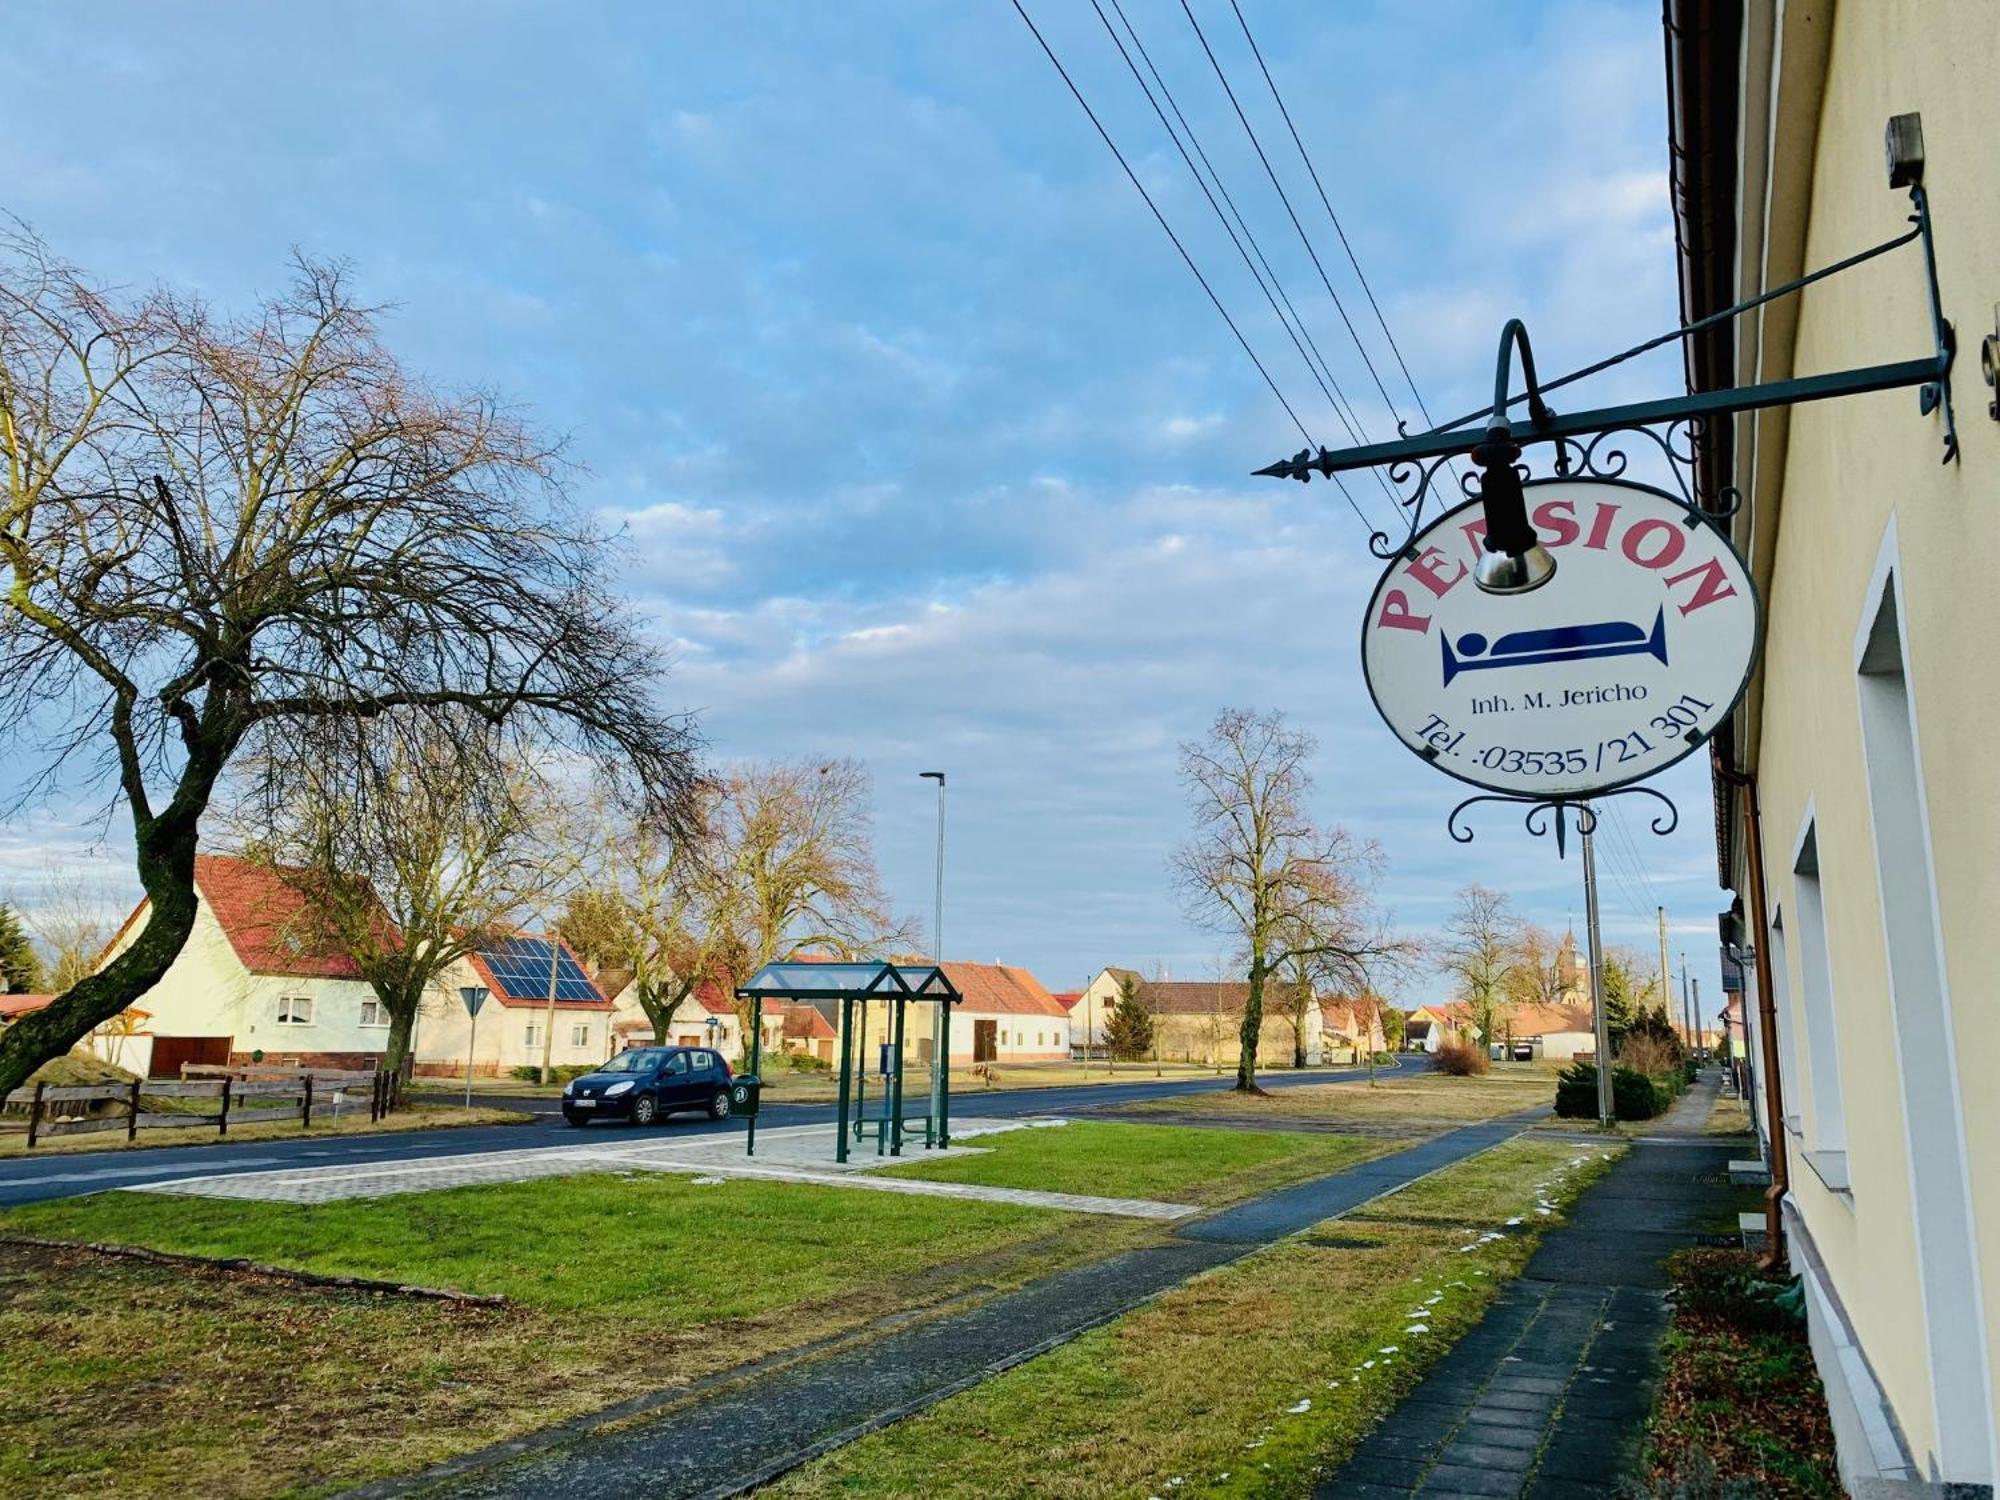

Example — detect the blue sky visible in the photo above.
[0,0,1730,1013]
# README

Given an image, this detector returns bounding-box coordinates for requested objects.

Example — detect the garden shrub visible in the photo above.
[1617,1031,1683,1079]
[1555,1061,1670,1120]
[509,1063,596,1084]
[1434,1036,1490,1076]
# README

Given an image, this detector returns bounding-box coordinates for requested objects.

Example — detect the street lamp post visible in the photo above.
[919,771,946,1132]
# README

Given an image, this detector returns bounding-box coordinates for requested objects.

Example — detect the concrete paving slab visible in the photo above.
[123,1116,1199,1220]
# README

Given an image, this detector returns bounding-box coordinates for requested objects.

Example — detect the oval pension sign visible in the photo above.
[1361,479,1759,798]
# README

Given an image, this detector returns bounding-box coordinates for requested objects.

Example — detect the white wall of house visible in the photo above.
[103,898,389,1060]
[413,960,613,1075]
[1536,1030,1597,1061]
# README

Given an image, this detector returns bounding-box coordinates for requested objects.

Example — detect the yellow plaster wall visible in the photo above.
[1750,0,2000,1465]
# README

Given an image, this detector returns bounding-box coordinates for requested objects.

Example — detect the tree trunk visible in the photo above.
[0,805,204,1099]
[1235,952,1267,1093]
[382,988,424,1077]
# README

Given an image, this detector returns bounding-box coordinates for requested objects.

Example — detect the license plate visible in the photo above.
[573,1099,597,1108]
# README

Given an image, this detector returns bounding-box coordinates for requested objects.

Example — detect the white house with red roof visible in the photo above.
[597,976,746,1059]
[415,934,615,1077]
[94,853,392,1076]
[927,961,1070,1064]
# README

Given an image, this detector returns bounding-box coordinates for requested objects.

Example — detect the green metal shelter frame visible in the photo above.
[735,961,962,1162]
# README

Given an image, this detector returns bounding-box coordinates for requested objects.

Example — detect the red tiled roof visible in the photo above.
[1052,992,1082,1012]
[195,854,374,979]
[0,994,54,1020]
[941,962,1069,1018]
[1133,979,1253,1016]
[1504,1004,1595,1037]
[781,1004,837,1041]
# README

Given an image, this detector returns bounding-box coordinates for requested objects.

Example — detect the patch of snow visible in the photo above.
[690,1176,725,1186]
[1404,1323,1429,1335]
[1286,1399,1311,1414]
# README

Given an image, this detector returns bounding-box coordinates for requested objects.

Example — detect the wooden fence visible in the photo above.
[3,1067,404,1148]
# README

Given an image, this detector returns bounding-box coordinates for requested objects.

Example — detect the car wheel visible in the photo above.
[708,1089,731,1121]
[564,1113,589,1129]
[631,1093,660,1127]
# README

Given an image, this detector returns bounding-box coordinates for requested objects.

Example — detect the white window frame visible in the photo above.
[277,996,314,1026]
[570,1021,590,1048]
[359,998,389,1028]
[1787,816,1847,1161]
[1852,525,1994,1476]
[524,1022,542,1049]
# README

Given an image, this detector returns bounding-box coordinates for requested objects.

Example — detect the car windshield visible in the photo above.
[600,1048,670,1074]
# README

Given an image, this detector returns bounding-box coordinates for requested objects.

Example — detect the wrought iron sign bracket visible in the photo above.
[1445,786,1679,860]
[1257,175,1960,508]
[1258,143,1959,853]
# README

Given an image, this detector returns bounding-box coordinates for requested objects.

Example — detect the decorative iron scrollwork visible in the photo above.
[1446,785,1679,860]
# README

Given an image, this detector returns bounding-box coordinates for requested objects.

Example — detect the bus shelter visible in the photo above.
[735,961,962,1162]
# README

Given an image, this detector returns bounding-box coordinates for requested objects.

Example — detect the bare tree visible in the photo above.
[224,711,578,1074]
[1437,885,1518,1049]
[1503,923,1575,1009]
[1173,708,1403,1093]
[13,872,121,993]
[713,759,914,1049]
[566,786,740,1050]
[0,229,699,1097]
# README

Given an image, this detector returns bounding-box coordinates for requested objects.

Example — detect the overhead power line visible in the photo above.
[1227,0,1446,438]
[1009,0,1315,448]
[1177,0,1404,434]
[1089,0,1386,531]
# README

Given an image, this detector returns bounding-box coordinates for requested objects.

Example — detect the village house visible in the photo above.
[415,933,614,1077]
[1319,996,1388,1062]
[1108,973,1322,1068]
[1074,966,1139,1054]
[598,974,747,1059]
[94,853,392,1077]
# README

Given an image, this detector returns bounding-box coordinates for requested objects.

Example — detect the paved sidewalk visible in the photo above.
[349,1111,1544,1500]
[1316,1072,1747,1500]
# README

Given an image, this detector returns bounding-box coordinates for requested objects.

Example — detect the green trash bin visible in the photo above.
[729,1074,761,1118]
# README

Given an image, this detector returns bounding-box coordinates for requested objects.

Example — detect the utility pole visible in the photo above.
[1083,976,1092,1077]
[539,933,561,1086]
[1581,807,1613,1127]
[1691,976,1702,1061]
[1656,906,1674,1044]
[1680,951,1694,1058]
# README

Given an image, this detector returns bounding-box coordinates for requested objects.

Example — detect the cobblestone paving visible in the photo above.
[1315,1074,1745,1500]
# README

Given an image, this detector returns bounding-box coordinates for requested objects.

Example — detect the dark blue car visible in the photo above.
[562,1046,734,1128]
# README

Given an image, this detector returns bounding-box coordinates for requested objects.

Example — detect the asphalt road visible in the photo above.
[0,1059,1427,1208]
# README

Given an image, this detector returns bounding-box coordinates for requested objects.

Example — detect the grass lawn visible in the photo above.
[757,1058,1247,1103]
[0,1102,526,1158]
[1705,1091,1753,1136]
[1117,1064,1558,1129]
[773,1137,1622,1499]
[885,1121,1393,1205]
[1,1173,1159,1498]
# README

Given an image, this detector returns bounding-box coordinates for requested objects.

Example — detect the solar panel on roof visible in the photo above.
[477,936,599,1002]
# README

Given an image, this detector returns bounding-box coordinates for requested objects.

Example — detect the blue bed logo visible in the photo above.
[1441,607,1668,687]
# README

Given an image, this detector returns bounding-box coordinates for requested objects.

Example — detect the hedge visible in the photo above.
[1555,1062,1682,1121]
